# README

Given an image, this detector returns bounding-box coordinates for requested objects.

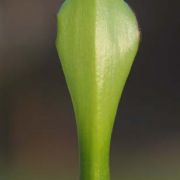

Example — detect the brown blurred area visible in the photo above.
[0,0,180,179]
[0,0,78,178]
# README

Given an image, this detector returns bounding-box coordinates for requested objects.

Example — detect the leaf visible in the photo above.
[56,0,140,179]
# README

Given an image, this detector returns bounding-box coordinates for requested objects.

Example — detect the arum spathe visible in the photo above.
[56,0,140,179]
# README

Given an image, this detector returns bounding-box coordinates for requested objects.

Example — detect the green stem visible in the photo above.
[75,105,114,180]
[78,125,111,180]
[80,147,110,180]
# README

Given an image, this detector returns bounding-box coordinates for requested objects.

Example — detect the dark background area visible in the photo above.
[0,0,180,179]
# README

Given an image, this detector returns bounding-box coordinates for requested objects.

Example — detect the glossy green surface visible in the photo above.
[56,0,140,179]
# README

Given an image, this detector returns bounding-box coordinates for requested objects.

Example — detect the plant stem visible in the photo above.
[79,131,110,180]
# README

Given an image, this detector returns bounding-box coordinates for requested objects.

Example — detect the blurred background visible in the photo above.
[0,0,179,179]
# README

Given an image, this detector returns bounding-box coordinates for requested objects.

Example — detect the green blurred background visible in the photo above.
[0,0,180,179]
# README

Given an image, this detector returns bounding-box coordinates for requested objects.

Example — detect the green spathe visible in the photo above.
[56,0,140,179]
